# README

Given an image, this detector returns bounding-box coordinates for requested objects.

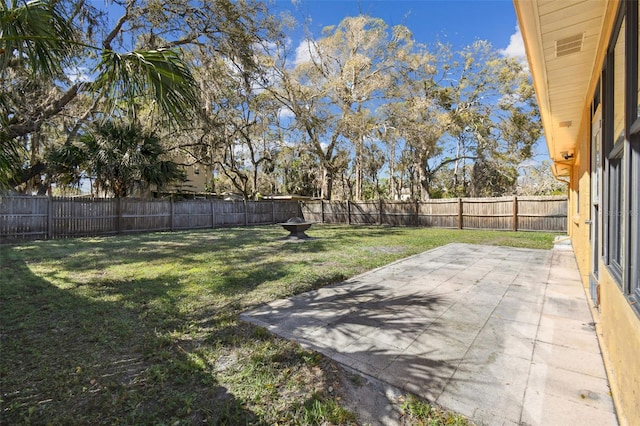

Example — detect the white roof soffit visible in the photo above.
[514,0,608,167]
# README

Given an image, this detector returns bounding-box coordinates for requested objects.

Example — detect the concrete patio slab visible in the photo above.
[241,243,618,425]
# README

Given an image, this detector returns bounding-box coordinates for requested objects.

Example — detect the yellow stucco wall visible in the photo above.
[517,0,639,421]
[568,114,592,292]
[561,3,640,421]
[569,145,640,423]
[567,97,640,426]
[183,165,211,193]
[598,267,640,425]
[566,76,640,426]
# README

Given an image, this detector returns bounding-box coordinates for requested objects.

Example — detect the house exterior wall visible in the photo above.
[165,164,212,195]
[567,91,640,425]
[516,1,640,423]
[598,265,640,425]
[182,165,211,193]
[565,3,640,423]
[569,119,592,288]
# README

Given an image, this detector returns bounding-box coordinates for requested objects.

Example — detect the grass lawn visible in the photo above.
[0,225,558,424]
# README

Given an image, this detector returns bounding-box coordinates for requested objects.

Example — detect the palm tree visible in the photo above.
[50,120,186,197]
[0,0,200,189]
[81,121,186,197]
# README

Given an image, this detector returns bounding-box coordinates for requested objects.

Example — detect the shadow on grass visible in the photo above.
[1,226,555,423]
[1,231,356,424]
[4,225,412,274]
[0,257,263,424]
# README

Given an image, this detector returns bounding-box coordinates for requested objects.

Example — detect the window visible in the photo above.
[614,18,626,145]
[638,1,640,122]
[632,144,640,305]
[605,15,626,283]
[604,0,640,309]
[631,1,640,306]
[607,153,623,279]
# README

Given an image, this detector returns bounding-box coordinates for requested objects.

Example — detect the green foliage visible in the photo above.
[402,394,433,418]
[0,0,204,191]
[0,0,76,187]
[295,393,358,425]
[470,156,519,197]
[401,394,472,425]
[278,146,321,197]
[1,1,543,205]
[0,132,24,188]
[0,0,76,77]
[92,49,200,126]
[48,120,186,196]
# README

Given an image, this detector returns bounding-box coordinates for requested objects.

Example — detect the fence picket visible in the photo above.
[0,196,302,242]
[0,195,566,242]
[300,196,567,232]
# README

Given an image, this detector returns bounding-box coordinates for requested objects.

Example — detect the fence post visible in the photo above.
[458,198,463,230]
[272,200,275,224]
[321,200,325,223]
[347,200,351,224]
[415,200,419,227]
[116,198,122,234]
[513,196,518,232]
[170,198,175,232]
[47,196,53,239]
[211,199,215,229]
[378,199,382,225]
[244,199,248,226]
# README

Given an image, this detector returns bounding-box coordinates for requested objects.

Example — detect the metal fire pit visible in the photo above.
[278,217,315,240]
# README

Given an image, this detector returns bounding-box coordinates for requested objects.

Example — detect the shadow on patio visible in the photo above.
[242,243,618,425]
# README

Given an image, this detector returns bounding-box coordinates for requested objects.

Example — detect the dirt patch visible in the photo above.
[367,246,407,254]
[336,366,406,425]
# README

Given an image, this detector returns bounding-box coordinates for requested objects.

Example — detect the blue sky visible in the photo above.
[274,0,525,57]
[97,0,543,161]
[271,0,544,161]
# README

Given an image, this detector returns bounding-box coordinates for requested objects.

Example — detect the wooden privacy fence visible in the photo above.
[1,195,567,242]
[300,196,567,232]
[0,196,300,241]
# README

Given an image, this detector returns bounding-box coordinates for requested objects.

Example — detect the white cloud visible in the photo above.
[294,39,319,66]
[500,25,526,59]
[278,107,295,120]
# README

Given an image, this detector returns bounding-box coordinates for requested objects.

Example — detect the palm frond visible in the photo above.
[0,0,76,76]
[92,49,200,126]
[0,135,25,189]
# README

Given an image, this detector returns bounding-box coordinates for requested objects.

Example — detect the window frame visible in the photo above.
[604,0,640,312]
[604,8,626,286]
[628,0,640,310]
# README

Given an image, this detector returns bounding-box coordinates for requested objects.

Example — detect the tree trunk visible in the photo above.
[453,136,461,195]
[420,178,431,201]
[252,164,259,200]
[322,166,334,200]
[417,158,431,200]
[354,136,363,201]
[389,140,397,200]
